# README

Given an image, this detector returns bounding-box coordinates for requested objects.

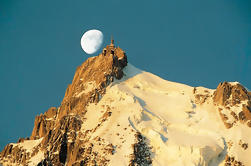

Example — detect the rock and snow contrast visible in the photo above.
[1,40,251,166]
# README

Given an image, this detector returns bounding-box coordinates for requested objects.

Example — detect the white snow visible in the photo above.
[81,63,251,166]
[229,82,240,86]
[10,138,43,153]
[28,150,44,165]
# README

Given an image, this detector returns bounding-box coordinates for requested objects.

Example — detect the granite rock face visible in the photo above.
[0,40,129,166]
[213,82,251,129]
[213,82,250,107]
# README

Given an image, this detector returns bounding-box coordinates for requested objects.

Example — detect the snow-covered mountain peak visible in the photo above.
[1,42,251,166]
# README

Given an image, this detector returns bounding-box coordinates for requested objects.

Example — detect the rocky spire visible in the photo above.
[0,41,128,166]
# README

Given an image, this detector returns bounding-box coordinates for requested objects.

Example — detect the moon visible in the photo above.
[80,29,104,54]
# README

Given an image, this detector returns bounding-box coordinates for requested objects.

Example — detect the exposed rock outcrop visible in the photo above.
[129,132,152,166]
[225,155,244,166]
[30,107,57,140]
[213,82,251,129]
[213,82,250,107]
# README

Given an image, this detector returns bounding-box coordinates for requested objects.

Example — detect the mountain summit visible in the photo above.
[1,41,251,166]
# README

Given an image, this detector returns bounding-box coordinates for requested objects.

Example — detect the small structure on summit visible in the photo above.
[110,36,115,48]
[102,37,126,60]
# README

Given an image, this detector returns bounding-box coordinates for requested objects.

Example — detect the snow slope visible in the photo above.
[80,63,250,166]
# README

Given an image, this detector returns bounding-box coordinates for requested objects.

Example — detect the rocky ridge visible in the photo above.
[0,39,129,166]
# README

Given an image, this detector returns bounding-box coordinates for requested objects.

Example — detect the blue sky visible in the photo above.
[0,0,250,150]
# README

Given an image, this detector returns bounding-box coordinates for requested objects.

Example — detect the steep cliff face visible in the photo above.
[1,41,251,166]
[213,82,251,129]
[213,82,250,107]
[0,40,128,166]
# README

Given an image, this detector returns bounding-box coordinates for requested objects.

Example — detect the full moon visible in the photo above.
[80,29,103,54]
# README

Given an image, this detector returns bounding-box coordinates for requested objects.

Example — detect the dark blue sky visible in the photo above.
[0,0,250,150]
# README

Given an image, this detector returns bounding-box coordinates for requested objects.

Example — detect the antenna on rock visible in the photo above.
[111,36,114,46]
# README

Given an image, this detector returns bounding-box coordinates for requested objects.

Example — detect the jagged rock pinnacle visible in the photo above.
[0,41,128,165]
